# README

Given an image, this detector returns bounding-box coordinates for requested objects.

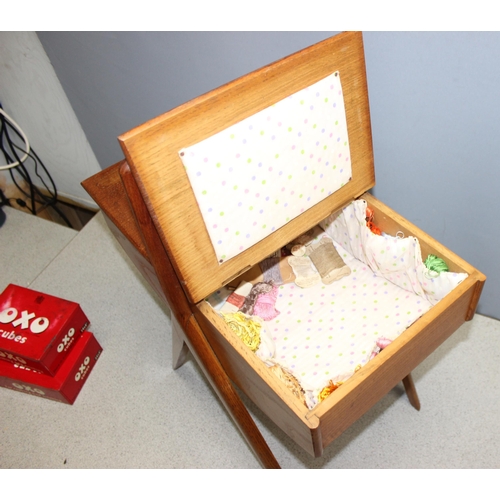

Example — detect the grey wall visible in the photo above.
[0,32,100,207]
[362,32,498,320]
[37,32,335,169]
[37,31,498,319]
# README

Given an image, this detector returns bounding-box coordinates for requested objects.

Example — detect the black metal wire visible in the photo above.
[0,104,73,228]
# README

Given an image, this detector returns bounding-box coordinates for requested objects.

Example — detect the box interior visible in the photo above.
[201,197,469,409]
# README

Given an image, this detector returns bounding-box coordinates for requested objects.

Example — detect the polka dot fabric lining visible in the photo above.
[267,201,467,407]
[180,71,352,264]
[269,246,432,407]
[320,200,468,306]
[209,200,468,409]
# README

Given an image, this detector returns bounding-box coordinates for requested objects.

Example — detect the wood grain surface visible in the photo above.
[119,31,375,304]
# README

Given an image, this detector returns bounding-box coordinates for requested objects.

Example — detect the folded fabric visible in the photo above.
[220,311,262,352]
[220,281,253,313]
[240,282,274,316]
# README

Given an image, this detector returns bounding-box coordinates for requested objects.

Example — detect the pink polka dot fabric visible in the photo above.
[179,71,352,264]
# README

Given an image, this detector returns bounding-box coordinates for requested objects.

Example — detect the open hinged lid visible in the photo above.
[119,31,375,304]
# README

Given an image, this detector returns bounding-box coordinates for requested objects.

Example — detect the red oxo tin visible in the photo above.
[0,284,89,375]
[0,330,102,404]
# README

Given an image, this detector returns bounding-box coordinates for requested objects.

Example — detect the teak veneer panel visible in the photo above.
[119,31,375,304]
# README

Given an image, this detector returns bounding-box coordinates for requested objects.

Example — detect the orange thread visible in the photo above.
[366,207,382,235]
[318,380,343,402]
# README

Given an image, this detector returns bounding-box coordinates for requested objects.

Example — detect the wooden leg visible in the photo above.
[402,373,420,411]
[172,316,190,370]
[119,162,280,469]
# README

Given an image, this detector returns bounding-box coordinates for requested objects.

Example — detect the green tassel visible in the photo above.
[424,254,449,274]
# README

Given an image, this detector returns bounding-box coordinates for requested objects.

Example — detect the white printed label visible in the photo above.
[12,382,45,396]
[75,356,90,382]
[0,307,49,334]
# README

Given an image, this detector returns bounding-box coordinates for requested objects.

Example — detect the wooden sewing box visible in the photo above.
[82,31,485,468]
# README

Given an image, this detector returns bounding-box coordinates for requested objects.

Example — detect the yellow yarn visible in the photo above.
[221,311,261,352]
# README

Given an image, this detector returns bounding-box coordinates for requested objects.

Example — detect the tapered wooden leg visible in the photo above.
[402,373,420,411]
[172,316,190,370]
[119,162,280,469]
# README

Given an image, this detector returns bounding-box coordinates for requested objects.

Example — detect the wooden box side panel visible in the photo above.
[119,31,375,304]
[102,213,167,304]
[82,161,148,261]
[312,278,478,448]
[311,193,485,447]
[195,301,322,457]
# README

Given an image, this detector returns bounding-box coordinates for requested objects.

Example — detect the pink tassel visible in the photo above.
[376,337,392,350]
[253,286,280,321]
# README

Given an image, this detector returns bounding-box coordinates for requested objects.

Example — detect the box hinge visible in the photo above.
[221,265,253,288]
